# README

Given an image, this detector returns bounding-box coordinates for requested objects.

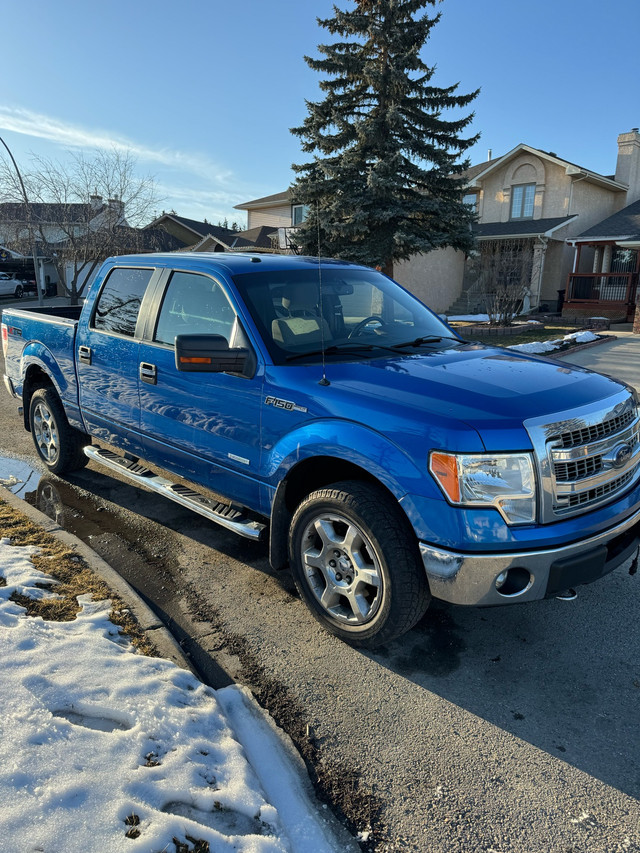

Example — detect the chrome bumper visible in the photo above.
[420,505,640,606]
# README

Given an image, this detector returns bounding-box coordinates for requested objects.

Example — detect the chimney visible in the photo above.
[487,148,492,161]
[89,193,103,212]
[107,198,125,222]
[615,128,640,203]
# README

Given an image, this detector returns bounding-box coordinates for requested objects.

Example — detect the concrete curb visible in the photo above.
[0,484,194,673]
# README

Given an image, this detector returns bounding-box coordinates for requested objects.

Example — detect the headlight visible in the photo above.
[430,451,536,525]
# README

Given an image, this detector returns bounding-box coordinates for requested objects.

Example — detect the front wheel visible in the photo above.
[29,387,89,474]
[14,284,23,298]
[288,480,431,647]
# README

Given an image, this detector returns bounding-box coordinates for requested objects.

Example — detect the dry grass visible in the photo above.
[0,498,158,655]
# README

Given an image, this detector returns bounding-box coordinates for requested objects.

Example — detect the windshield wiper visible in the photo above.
[391,334,461,349]
[285,342,399,362]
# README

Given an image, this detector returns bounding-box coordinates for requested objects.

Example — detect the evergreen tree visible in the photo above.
[291,0,479,274]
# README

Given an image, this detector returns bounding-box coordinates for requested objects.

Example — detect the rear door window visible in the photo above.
[92,267,154,337]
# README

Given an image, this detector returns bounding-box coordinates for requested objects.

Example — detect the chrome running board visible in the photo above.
[84,446,266,541]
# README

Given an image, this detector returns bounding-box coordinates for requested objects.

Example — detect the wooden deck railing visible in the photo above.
[565,272,637,303]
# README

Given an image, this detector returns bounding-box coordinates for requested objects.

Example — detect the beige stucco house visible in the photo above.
[235,129,640,317]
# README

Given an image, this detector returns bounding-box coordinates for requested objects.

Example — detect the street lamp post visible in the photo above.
[0,135,44,307]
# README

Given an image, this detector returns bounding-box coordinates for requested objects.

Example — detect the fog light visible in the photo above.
[494,567,532,596]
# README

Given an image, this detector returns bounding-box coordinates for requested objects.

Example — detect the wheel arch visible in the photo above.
[269,455,408,571]
[22,364,56,431]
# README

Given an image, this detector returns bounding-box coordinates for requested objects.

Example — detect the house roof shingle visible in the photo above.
[574,198,640,241]
[234,190,291,210]
[0,201,106,224]
[473,216,577,239]
[161,215,235,240]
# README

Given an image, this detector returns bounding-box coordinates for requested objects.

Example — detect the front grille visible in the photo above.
[566,470,635,508]
[554,456,602,482]
[525,393,640,522]
[555,409,635,448]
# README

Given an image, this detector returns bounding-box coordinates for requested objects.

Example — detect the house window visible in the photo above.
[510,184,535,220]
[462,193,478,213]
[291,204,308,226]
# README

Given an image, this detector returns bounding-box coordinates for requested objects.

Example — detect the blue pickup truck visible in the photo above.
[2,253,639,645]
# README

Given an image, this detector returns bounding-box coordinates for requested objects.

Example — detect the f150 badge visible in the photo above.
[265,396,308,414]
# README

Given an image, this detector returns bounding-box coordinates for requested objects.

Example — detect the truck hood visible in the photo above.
[315,344,628,451]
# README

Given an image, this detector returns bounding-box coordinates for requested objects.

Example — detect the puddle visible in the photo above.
[0,453,188,629]
[0,456,42,500]
[0,454,147,544]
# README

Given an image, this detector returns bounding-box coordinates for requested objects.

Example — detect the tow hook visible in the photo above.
[555,588,578,601]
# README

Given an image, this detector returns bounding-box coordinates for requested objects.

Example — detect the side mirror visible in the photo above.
[175,334,249,374]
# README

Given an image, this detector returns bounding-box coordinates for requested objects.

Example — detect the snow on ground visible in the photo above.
[0,536,345,853]
[507,330,599,354]
[445,314,541,325]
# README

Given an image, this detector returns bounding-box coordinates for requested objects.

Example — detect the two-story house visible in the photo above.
[235,129,640,319]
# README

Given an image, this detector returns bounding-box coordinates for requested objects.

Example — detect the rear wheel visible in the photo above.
[288,480,431,646]
[29,387,89,474]
[14,284,23,298]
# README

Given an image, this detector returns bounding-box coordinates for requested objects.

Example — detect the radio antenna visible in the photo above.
[316,200,330,386]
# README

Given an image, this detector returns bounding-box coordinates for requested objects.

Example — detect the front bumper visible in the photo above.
[420,505,640,606]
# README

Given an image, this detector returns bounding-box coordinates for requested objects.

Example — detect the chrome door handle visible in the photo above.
[78,345,92,365]
[139,362,157,385]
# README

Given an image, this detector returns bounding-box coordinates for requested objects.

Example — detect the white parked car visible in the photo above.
[0,273,25,298]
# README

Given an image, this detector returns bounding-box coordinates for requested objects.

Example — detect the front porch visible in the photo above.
[563,236,640,322]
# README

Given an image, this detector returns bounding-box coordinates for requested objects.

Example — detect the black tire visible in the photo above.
[288,480,431,647]
[14,284,23,298]
[29,387,89,474]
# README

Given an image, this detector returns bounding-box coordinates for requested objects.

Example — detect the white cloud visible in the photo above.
[0,105,232,183]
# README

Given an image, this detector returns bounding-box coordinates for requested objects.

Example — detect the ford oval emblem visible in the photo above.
[612,443,633,468]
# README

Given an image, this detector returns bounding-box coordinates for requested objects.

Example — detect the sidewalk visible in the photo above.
[554,329,640,392]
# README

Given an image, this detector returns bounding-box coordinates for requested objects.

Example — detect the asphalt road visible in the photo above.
[1,340,639,852]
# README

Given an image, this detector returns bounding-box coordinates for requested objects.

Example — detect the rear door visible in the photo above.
[76,266,157,454]
[136,268,264,509]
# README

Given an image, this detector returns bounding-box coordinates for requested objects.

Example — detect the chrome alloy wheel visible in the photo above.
[300,512,383,625]
[32,402,60,465]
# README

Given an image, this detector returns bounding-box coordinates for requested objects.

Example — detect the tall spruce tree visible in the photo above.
[290,0,479,275]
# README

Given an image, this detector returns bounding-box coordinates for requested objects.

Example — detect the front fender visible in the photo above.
[265,418,437,501]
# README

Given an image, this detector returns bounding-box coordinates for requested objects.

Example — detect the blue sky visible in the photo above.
[1,0,638,227]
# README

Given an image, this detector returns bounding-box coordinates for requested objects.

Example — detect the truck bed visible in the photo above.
[2,306,81,414]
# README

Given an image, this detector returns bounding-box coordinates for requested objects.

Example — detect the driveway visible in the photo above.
[555,330,640,392]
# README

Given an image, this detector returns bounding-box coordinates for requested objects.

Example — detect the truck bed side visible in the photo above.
[2,306,83,428]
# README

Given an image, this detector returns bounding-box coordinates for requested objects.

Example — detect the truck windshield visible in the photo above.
[232,266,460,364]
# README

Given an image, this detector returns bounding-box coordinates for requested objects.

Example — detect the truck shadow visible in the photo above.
[367,574,640,801]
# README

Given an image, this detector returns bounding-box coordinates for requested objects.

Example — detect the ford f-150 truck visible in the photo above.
[2,253,639,646]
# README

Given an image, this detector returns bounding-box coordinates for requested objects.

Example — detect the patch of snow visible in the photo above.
[0,538,349,853]
[446,314,490,323]
[508,330,599,355]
